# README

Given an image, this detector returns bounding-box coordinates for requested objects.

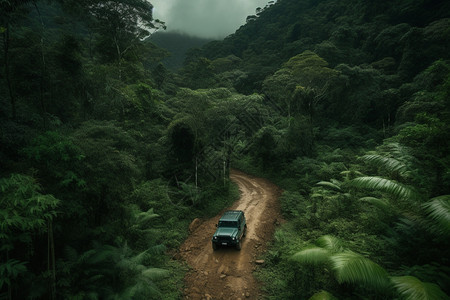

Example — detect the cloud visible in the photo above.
[151,0,271,38]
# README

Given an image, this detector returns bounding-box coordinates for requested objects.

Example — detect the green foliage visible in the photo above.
[72,120,143,199]
[279,191,307,219]
[422,195,450,237]
[361,154,409,178]
[284,51,339,89]
[167,119,196,164]
[0,259,27,289]
[330,251,390,292]
[251,126,279,168]
[398,113,447,149]
[350,176,415,200]
[316,235,344,252]
[309,290,337,300]
[391,276,449,300]
[316,181,341,192]
[0,173,59,232]
[291,235,391,296]
[291,247,331,265]
[0,173,59,296]
[57,242,169,299]
[22,130,85,189]
[359,197,390,211]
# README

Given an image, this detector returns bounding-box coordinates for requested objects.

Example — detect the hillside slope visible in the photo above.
[183,0,450,93]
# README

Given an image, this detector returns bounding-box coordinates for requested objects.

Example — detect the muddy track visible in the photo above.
[179,170,282,300]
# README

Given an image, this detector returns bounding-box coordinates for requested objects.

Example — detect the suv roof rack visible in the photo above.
[220,210,243,221]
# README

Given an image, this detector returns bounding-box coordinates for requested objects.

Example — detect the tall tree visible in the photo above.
[86,0,165,71]
[0,0,34,119]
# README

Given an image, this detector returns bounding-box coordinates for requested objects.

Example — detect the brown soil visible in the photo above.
[179,169,282,300]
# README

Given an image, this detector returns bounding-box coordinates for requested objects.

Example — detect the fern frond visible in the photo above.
[130,250,149,265]
[316,181,341,192]
[391,275,449,300]
[291,247,331,265]
[136,208,159,224]
[311,193,325,199]
[141,268,169,280]
[359,197,390,210]
[330,251,390,292]
[361,155,408,175]
[147,244,166,255]
[316,235,343,252]
[423,195,450,224]
[423,195,450,236]
[351,176,416,200]
[78,249,97,264]
[383,142,415,162]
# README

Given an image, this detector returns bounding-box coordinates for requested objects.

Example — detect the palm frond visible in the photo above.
[291,247,331,265]
[316,235,343,252]
[359,197,390,210]
[330,251,390,292]
[350,176,416,200]
[383,142,415,162]
[361,154,409,175]
[422,195,450,236]
[316,181,342,192]
[309,290,337,300]
[391,275,449,300]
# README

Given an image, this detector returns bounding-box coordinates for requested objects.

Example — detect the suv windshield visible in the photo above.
[218,221,237,228]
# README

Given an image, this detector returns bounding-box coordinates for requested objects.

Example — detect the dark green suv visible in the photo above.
[212,210,247,250]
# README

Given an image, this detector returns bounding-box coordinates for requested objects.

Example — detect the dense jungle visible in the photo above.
[1,0,449,299]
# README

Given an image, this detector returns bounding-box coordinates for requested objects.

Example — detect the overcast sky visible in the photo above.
[151,0,273,39]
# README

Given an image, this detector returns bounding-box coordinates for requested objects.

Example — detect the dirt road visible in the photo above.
[179,170,281,300]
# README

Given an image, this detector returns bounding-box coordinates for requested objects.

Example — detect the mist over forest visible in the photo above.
[149,32,212,70]
[1,0,449,299]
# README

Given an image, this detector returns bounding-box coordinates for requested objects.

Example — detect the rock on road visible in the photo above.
[179,169,281,300]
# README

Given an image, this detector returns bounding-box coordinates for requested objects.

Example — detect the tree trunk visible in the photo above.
[34,1,47,128]
[2,22,16,119]
[48,220,56,300]
[114,35,122,80]
[6,250,12,300]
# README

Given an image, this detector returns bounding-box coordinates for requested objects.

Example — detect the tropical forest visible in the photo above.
[1,0,449,299]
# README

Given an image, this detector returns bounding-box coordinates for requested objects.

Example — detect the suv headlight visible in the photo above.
[232,237,236,240]
[214,236,217,240]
